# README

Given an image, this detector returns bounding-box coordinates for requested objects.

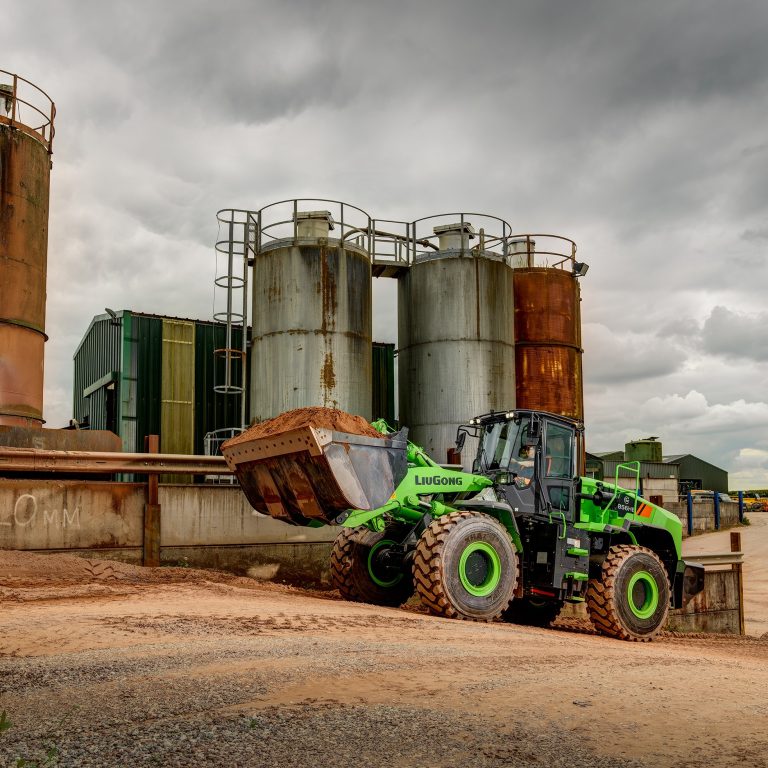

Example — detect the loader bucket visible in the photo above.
[221,426,408,526]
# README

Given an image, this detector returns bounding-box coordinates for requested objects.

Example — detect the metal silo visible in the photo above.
[0,72,55,427]
[511,235,585,422]
[247,201,373,422]
[625,438,663,463]
[398,216,516,462]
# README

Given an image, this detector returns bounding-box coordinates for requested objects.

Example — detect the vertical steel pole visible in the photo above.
[143,434,161,567]
[738,490,744,523]
[225,219,234,391]
[731,531,745,635]
[240,218,250,429]
[714,492,721,531]
[10,74,17,123]
[687,491,693,536]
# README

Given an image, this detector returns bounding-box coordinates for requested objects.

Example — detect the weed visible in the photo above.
[15,743,59,767]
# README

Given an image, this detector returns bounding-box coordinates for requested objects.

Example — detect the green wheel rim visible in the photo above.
[458,541,502,597]
[367,540,402,588]
[627,570,660,619]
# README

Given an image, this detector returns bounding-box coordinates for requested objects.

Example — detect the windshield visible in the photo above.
[477,417,531,472]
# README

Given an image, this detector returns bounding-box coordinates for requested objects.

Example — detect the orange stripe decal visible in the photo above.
[637,503,652,518]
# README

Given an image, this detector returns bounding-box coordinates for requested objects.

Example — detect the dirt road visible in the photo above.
[683,510,768,636]
[1,550,767,767]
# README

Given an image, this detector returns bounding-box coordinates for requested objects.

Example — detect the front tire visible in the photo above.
[330,526,413,607]
[413,511,517,622]
[587,544,670,642]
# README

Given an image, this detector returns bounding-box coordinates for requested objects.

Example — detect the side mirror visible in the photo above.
[524,418,541,446]
[455,430,467,452]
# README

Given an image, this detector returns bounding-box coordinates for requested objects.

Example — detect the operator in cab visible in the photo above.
[510,444,535,487]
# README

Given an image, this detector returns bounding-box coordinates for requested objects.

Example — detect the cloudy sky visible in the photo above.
[6,0,768,488]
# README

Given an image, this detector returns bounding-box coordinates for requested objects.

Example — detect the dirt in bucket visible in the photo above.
[223,407,385,447]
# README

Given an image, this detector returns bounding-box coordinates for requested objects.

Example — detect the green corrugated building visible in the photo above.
[663,454,729,495]
[73,311,396,456]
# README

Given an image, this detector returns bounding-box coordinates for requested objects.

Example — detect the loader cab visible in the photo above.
[460,410,581,521]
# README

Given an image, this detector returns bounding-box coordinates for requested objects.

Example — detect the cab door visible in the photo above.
[541,420,577,522]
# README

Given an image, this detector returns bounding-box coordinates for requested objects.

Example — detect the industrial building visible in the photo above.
[73,310,395,457]
[587,438,729,503]
[663,454,729,495]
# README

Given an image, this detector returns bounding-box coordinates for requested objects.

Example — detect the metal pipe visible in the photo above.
[240,216,250,429]
[0,447,232,475]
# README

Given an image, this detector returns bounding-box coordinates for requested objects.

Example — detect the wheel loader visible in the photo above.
[222,408,705,641]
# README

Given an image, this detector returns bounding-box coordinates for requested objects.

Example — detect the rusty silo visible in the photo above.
[0,72,55,428]
[246,201,373,422]
[398,216,516,462]
[511,235,585,422]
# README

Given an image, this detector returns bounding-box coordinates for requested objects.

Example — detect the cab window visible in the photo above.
[544,422,573,479]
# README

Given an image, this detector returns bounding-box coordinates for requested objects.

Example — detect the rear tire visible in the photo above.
[502,597,562,627]
[330,526,413,607]
[413,511,517,622]
[587,544,670,642]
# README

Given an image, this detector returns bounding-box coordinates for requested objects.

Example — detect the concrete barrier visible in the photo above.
[0,480,338,584]
[667,567,742,634]
[665,499,741,536]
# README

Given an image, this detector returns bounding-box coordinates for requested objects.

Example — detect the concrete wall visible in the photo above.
[667,568,741,634]
[665,499,741,536]
[0,479,145,550]
[0,480,338,584]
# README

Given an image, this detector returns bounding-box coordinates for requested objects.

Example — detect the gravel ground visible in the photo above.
[0,634,645,768]
[2,550,768,767]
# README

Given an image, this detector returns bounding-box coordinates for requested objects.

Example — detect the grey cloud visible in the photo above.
[702,306,768,362]
[742,227,768,242]
[583,323,684,385]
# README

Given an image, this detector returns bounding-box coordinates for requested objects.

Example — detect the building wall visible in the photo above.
[74,312,250,454]
[74,312,393,455]
[677,455,729,494]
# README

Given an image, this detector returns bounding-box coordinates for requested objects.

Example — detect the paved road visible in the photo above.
[683,511,768,636]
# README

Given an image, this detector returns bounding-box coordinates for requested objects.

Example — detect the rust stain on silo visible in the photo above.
[514,267,584,420]
[0,75,54,427]
[319,246,338,333]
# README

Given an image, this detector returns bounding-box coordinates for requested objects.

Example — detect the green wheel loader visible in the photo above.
[222,409,704,642]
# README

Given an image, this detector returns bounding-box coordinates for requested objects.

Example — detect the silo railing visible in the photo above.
[252,198,373,255]
[408,212,515,262]
[0,70,56,152]
[506,233,578,270]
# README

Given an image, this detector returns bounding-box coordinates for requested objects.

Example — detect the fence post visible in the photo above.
[738,491,744,523]
[143,434,161,567]
[731,531,745,636]
[714,492,721,531]
[686,491,693,536]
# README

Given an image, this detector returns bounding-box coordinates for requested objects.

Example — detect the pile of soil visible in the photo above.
[224,407,384,447]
